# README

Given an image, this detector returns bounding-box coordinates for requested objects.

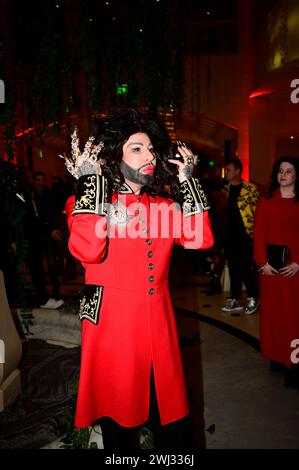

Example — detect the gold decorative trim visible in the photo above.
[79,285,103,325]
[222,182,259,237]
[118,182,135,194]
[180,178,210,217]
[73,175,107,216]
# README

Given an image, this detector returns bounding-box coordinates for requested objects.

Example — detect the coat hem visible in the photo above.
[75,414,150,429]
[74,409,189,429]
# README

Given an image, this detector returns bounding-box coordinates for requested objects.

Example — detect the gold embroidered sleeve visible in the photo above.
[73,174,108,216]
[179,178,210,217]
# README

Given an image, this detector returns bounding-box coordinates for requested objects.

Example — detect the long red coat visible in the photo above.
[67,181,213,428]
[254,190,299,368]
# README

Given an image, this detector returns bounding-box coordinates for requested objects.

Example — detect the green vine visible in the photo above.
[58,374,98,449]
[0,0,184,329]
[0,0,184,135]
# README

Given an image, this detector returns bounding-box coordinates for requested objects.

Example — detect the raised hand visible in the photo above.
[60,127,104,179]
[168,141,198,183]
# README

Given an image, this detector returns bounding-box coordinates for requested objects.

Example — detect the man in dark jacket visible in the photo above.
[26,171,64,309]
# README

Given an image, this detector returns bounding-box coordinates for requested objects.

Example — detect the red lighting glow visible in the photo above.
[201,113,238,131]
[16,127,34,138]
[249,89,274,99]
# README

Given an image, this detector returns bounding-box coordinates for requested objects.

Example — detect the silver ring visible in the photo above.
[185,156,194,165]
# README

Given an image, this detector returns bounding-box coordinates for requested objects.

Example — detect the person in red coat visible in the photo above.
[254,156,299,388]
[63,109,214,449]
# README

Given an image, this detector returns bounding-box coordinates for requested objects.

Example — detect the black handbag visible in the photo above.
[266,244,290,270]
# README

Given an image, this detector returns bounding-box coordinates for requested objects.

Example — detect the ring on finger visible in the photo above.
[185,156,194,165]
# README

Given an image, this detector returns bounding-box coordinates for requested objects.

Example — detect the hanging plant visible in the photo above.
[1,0,185,134]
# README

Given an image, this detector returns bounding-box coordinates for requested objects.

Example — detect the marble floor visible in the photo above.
[172,279,260,341]
[200,321,299,449]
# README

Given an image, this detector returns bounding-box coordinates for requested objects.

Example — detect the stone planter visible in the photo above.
[0,271,22,411]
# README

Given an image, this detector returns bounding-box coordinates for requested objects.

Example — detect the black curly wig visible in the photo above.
[267,156,299,202]
[91,108,179,198]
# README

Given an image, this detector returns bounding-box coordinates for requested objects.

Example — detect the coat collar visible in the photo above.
[111,179,136,194]
[116,181,153,196]
[117,182,135,194]
[224,180,252,193]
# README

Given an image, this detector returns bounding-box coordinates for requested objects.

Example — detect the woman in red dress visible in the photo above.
[63,109,214,448]
[254,156,299,387]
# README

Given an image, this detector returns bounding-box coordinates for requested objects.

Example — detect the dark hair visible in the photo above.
[225,159,243,173]
[267,156,299,202]
[91,108,179,198]
[33,171,46,179]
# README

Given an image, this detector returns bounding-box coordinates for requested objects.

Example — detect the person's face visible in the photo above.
[122,132,156,173]
[34,175,46,192]
[277,161,296,187]
[225,164,240,182]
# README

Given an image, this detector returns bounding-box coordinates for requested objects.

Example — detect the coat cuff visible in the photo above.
[179,178,210,217]
[73,174,108,216]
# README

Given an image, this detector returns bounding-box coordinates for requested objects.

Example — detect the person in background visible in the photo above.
[254,156,299,388]
[221,159,259,314]
[205,185,227,295]
[0,160,27,306]
[26,171,64,309]
[62,176,78,282]
[63,108,214,449]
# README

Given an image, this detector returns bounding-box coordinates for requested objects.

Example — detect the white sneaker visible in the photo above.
[245,297,259,315]
[221,299,243,312]
[40,298,64,309]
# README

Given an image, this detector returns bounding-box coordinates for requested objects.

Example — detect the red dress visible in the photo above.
[254,190,299,368]
[67,177,214,428]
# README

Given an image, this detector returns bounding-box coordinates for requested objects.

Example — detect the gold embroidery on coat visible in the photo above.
[79,286,103,325]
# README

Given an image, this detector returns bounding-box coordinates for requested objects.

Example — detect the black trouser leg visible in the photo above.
[27,244,48,304]
[227,250,243,299]
[47,259,60,299]
[227,240,258,300]
[238,243,258,299]
[99,418,140,450]
[284,364,299,389]
[241,261,258,299]
[148,371,195,450]
[44,238,61,300]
